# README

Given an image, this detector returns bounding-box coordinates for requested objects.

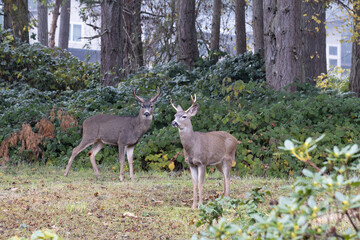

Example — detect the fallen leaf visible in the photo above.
[123,212,138,218]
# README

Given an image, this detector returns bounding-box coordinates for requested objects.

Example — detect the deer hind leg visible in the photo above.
[88,141,104,179]
[126,145,135,181]
[189,166,199,209]
[221,159,232,197]
[64,138,94,176]
[118,145,126,182]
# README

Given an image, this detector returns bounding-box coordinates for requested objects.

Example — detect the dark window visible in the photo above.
[329,59,338,67]
[329,46,338,56]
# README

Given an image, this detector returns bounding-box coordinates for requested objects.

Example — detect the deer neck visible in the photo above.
[178,125,196,152]
[135,114,153,134]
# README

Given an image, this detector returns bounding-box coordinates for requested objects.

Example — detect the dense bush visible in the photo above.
[1,32,360,177]
[0,28,100,91]
[192,137,360,239]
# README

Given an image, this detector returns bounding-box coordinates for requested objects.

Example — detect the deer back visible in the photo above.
[181,130,238,166]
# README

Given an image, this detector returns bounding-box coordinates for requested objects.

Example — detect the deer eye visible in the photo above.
[182,115,187,119]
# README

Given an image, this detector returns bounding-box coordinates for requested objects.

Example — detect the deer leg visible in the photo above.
[222,161,231,197]
[126,145,135,181]
[118,145,126,182]
[88,142,104,179]
[189,166,199,209]
[197,165,206,207]
[64,139,93,176]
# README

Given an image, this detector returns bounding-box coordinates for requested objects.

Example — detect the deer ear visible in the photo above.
[187,104,199,117]
[177,105,184,111]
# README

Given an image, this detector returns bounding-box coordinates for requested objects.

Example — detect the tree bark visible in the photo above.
[101,0,123,86]
[235,0,246,55]
[49,0,61,48]
[210,0,222,52]
[264,0,302,92]
[123,0,144,76]
[59,0,71,50]
[37,0,48,46]
[301,0,326,84]
[349,2,360,96]
[252,0,264,55]
[3,0,29,43]
[178,0,199,69]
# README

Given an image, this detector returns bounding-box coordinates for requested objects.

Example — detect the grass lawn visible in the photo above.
[0,165,292,239]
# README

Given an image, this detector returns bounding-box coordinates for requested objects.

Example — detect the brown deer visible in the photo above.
[64,88,161,181]
[171,95,239,208]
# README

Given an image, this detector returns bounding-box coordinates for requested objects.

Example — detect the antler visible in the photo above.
[185,94,197,112]
[133,88,145,103]
[150,87,161,102]
[170,98,179,111]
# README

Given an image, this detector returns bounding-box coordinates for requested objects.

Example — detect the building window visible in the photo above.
[329,59,338,67]
[72,24,82,42]
[329,46,338,56]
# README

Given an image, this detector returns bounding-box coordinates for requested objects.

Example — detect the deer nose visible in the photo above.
[144,112,150,117]
[172,121,179,128]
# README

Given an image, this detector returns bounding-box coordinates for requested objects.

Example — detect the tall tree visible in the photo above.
[349,1,360,96]
[252,0,264,55]
[235,0,246,55]
[178,0,199,68]
[101,0,123,86]
[49,0,61,48]
[3,0,29,42]
[37,0,48,46]
[301,0,326,84]
[264,0,302,92]
[210,0,222,54]
[123,0,143,75]
[59,0,71,49]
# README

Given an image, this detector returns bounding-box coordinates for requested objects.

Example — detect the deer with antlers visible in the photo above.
[171,95,239,208]
[64,88,161,181]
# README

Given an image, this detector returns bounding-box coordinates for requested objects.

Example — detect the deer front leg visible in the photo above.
[197,165,206,207]
[189,166,199,209]
[126,145,135,181]
[118,144,126,182]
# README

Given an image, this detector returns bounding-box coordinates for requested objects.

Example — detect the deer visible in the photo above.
[171,95,239,209]
[64,87,161,181]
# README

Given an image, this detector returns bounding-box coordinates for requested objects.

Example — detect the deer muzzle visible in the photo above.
[172,120,179,128]
[144,112,150,117]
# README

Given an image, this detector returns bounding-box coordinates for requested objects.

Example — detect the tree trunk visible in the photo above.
[235,0,246,55]
[264,0,302,92]
[178,0,199,69]
[49,0,61,48]
[210,0,222,52]
[349,2,360,96]
[3,0,29,43]
[252,0,264,55]
[37,0,48,46]
[101,0,123,86]
[123,0,143,76]
[301,0,326,84]
[59,0,71,50]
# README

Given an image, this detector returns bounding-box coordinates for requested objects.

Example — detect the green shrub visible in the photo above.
[192,136,360,239]
[0,28,100,91]
[2,36,360,178]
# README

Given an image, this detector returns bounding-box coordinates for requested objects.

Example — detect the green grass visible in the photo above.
[0,165,291,239]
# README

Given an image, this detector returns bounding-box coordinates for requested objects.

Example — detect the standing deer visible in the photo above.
[171,95,239,208]
[64,88,161,181]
